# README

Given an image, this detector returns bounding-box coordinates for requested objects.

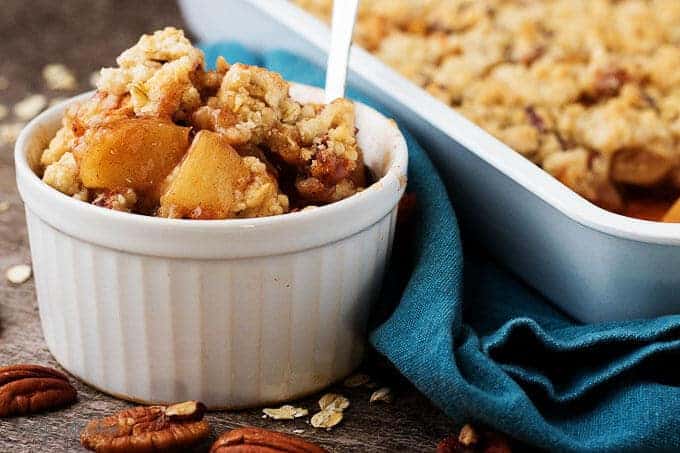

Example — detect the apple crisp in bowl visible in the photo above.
[296,0,680,221]
[39,27,367,219]
[15,28,407,407]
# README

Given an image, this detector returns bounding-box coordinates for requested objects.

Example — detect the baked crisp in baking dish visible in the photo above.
[40,27,366,219]
[297,0,680,220]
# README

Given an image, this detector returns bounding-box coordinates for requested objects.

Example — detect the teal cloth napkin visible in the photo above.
[201,43,680,453]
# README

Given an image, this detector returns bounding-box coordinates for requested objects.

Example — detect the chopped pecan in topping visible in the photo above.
[524,106,546,133]
[310,149,352,186]
[92,188,138,212]
[0,364,77,417]
[592,68,629,99]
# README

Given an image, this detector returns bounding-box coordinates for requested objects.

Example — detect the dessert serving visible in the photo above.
[297,0,680,221]
[39,27,367,219]
[15,26,407,406]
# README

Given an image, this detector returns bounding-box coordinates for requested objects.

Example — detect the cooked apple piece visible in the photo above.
[624,198,673,222]
[77,118,190,195]
[159,130,250,219]
[611,148,672,186]
[159,130,289,219]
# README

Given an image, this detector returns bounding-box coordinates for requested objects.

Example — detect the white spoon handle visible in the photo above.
[324,0,360,104]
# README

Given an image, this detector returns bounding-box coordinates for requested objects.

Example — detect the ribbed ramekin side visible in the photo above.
[25,207,397,408]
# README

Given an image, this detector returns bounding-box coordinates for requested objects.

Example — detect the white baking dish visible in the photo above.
[180,0,680,322]
[15,86,407,408]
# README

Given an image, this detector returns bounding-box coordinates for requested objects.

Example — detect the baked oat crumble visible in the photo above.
[39,27,368,219]
[297,0,680,219]
[88,71,100,88]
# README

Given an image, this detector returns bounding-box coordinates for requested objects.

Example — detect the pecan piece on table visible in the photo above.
[0,364,77,417]
[210,427,328,453]
[437,424,512,453]
[80,400,210,453]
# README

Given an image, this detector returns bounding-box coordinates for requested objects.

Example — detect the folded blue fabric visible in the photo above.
[202,43,680,453]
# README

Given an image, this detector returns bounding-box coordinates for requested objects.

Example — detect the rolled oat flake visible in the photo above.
[370,387,393,404]
[262,405,308,420]
[310,409,343,430]
[318,393,350,411]
[14,94,47,121]
[0,122,25,145]
[43,64,78,91]
[6,264,32,284]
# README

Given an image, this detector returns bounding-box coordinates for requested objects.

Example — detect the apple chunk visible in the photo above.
[159,130,251,219]
[78,118,190,194]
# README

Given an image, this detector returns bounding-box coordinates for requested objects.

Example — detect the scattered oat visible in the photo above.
[0,122,24,145]
[6,264,32,284]
[0,201,9,213]
[0,76,8,90]
[89,71,101,88]
[292,429,305,434]
[13,94,47,121]
[0,104,7,120]
[369,387,392,404]
[310,409,343,430]
[49,97,68,108]
[343,373,371,388]
[458,424,479,447]
[43,64,77,91]
[262,405,308,420]
[318,393,349,412]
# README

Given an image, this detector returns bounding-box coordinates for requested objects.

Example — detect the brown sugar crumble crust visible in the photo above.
[40,27,367,219]
[297,0,680,220]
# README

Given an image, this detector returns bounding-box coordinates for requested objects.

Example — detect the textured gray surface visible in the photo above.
[0,1,453,451]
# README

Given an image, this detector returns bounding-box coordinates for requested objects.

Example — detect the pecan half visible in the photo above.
[0,364,77,417]
[437,424,512,453]
[210,427,328,453]
[80,401,210,453]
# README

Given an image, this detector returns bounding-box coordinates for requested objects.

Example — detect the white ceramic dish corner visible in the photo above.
[15,84,407,408]
[179,0,680,322]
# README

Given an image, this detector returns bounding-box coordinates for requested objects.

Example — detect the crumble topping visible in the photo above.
[297,0,680,217]
[42,152,81,196]
[39,28,367,219]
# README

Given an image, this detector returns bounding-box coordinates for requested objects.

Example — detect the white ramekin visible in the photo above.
[14,85,408,408]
